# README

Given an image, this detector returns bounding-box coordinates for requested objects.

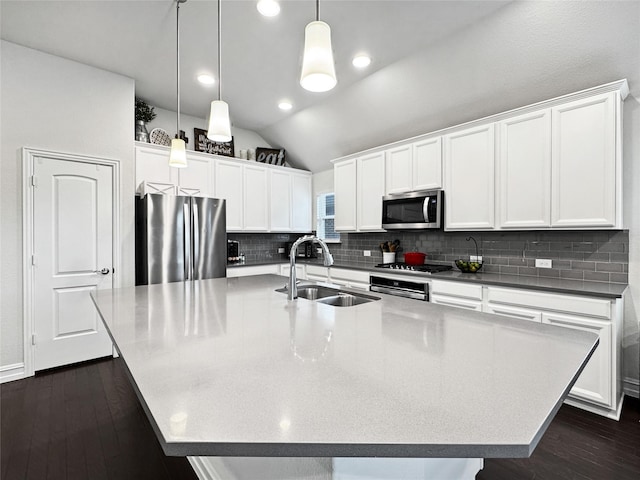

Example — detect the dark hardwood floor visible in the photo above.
[2,357,639,480]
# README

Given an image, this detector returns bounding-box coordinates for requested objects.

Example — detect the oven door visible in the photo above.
[370,275,429,301]
[382,190,441,229]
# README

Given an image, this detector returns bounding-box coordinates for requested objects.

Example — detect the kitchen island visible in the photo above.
[91,274,598,479]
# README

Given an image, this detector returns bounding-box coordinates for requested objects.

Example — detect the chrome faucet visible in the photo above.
[288,235,334,300]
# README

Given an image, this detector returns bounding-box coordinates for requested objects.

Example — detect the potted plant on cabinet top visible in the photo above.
[135,98,156,143]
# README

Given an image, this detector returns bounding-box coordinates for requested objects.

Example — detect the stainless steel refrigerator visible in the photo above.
[135,193,226,285]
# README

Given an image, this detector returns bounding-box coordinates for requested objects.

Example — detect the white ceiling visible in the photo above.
[2,1,639,173]
[1,2,509,158]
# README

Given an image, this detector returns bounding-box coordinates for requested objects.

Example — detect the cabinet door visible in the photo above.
[385,145,412,195]
[334,159,358,231]
[542,312,612,407]
[444,124,495,230]
[413,137,442,190]
[178,154,212,196]
[270,170,292,232]
[214,160,243,231]
[291,173,312,232]
[135,145,177,190]
[243,164,269,231]
[551,92,616,227]
[498,110,551,228]
[357,152,386,231]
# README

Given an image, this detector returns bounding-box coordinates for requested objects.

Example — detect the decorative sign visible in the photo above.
[194,128,234,157]
[256,147,286,166]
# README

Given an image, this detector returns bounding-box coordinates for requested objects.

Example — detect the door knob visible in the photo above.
[94,268,110,275]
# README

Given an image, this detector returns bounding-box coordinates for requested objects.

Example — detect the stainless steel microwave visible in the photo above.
[382,190,443,229]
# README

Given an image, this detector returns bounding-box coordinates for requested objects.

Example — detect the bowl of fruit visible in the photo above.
[455,260,483,273]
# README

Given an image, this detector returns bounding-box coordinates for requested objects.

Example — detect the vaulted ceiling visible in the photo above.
[2,1,639,172]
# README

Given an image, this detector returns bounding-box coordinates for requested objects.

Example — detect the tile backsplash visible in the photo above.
[228,230,629,284]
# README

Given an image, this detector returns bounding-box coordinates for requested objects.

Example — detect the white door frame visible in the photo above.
[22,147,121,377]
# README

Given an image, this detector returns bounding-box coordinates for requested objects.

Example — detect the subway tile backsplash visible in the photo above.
[229,230,629,284]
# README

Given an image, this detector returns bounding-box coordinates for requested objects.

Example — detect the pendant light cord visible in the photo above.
[316,0,319,21]
[176,0,181,136]
[218,0,222,101]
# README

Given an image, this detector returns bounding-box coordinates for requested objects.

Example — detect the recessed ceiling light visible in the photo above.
[197,74,215,85]
[352,55,372,69]
[257,0,280,17]
[278,101,293,111]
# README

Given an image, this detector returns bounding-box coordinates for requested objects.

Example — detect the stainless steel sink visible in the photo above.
[275,285,380,307]
[316,293,378,307]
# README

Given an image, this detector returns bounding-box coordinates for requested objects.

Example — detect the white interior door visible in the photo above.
[32,156,114,371]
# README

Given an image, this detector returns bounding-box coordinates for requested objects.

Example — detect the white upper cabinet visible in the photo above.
[357,152,386,231]
[270,170,312,232]
[334,158,358,231]
[243,164,269,231]
[385,138,442,195]
[177,154,212,196]
[444,124,495,230]
[214,159,244,231]
[291,172,312,232]
[385,145,413,194]
[270,170,292,231]
[412,137,442,191]
[498,110,551,228]
[135,144,178,191]
[551,92,617,228]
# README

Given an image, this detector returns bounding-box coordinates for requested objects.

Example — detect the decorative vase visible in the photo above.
[135,120,149,142]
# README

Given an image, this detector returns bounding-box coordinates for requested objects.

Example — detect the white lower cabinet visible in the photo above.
[328,268,370,291]
[305,265,330,283]
[227,265,280,278]
[430,280,483,311]
[484,285,620,418]
[542,312,612,407]
[278,263,306,280]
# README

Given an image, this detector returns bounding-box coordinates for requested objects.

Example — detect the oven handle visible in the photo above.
[370,285,428,301]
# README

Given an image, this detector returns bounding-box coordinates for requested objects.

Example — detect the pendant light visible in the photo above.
[169,0,187,168]
[300,0,337,93]
[207,0,232,142]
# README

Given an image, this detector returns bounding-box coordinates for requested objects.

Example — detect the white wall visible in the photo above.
[0,41,135,368]
[145,106,273,156]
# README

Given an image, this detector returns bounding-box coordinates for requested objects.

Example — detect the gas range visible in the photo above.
[374,262,453,273]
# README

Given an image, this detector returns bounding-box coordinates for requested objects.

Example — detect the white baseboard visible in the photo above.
[623,377,639,397]
[0,363,27,383]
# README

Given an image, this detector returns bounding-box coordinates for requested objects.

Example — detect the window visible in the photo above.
[316,193,340,242]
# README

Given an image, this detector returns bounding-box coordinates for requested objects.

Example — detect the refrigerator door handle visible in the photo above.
[183,202,191,280]
[192,200,200,278]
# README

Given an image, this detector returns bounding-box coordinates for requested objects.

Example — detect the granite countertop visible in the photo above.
[228,260,627,299]
[91,274,597,458]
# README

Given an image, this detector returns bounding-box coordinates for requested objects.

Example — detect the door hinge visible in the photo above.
[31,334,36,346]
[31,255,36,266]
[31,175,37,187]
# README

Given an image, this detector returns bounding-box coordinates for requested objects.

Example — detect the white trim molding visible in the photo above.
[0,363,27,384]
[623,377,639,398]
[22,147,122,377]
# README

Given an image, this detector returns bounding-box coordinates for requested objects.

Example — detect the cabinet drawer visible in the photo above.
[487,287,611,319]
[329,268,370,285]
[431,280,483,300]
[431,294,482,312]
[485,304,542,323]
[306,265,330,278]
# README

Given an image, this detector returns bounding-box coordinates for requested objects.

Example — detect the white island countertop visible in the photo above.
[91,274,597,459]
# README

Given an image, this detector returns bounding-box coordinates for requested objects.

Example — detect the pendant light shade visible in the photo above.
[207,100,232,142]
[170,0,187,168]
[207,0,232,143]
[300,1,336,93]
[169,138,187,167]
